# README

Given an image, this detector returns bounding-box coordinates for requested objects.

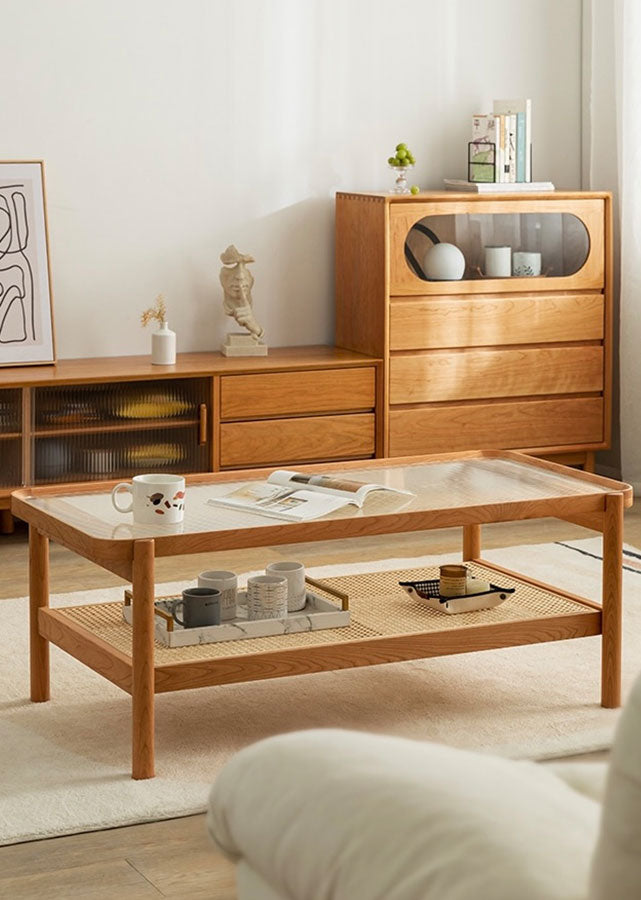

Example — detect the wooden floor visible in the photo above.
[1,508,640,899]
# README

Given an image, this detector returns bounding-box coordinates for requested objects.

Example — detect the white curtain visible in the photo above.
[616,1,641,489]
[584,0,641,488]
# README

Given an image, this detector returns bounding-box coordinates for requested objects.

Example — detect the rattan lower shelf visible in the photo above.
[50,561,600,669]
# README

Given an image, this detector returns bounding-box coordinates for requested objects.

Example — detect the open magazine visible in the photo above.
[206,470,414,522]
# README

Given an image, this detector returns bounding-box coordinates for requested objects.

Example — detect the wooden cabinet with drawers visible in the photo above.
[218,362,377,468]
[335,190,613,469]
[0,347,380,518]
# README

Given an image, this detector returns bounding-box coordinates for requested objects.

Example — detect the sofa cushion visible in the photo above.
[590,671,641,899]
[208,729,599,900]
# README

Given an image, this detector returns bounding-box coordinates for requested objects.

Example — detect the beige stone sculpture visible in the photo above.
[219,245,267,356]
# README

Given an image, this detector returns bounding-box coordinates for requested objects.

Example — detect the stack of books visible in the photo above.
[443,179,554,193]
[444,98,554,193]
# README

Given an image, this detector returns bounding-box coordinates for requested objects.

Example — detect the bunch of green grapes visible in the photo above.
[388,142,416,167]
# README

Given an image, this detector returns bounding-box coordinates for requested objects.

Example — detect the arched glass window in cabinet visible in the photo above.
[404,213,590,283]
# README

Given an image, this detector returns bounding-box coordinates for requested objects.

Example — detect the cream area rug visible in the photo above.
[1,537,640,846]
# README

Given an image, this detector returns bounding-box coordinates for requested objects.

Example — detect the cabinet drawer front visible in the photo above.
[389,398,604,456]
[220,414,375,467]
[390,294,605,351]
[220,368,376,419]
[390,346,603,404]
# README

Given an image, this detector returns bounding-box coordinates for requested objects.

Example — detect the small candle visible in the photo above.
[465,577,491,596]
[439,564,467,597]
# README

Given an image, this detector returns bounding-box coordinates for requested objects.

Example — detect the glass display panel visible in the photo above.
[405,213,590,282]
[0,389,23,486]
[34,378,208,429]
[32,378,210,484]
[0,388,21,433]
[33,425,208,484]
[0,439,21,487]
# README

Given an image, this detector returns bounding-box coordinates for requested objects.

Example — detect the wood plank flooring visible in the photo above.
[1,507,639,898]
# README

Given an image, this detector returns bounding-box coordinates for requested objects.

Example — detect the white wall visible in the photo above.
[1,0,583,359]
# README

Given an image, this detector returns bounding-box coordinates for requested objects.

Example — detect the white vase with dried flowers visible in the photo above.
[141,294,176,365]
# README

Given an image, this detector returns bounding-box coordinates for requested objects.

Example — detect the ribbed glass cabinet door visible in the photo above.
[32,378,210,484]
[0,388,22,488]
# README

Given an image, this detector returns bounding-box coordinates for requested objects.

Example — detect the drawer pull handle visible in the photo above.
[198,404,208,445]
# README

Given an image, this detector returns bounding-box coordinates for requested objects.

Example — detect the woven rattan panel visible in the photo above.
[58,562,595,666]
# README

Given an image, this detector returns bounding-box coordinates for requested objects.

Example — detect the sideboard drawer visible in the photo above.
[390,346,603,404]
[220,367,376,420]
[220,413,375,467]
[389,294,605,351]
[389,398,604,456]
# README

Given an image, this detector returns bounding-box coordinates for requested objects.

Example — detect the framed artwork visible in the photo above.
[0,161,55,366]
[468,141,496,183]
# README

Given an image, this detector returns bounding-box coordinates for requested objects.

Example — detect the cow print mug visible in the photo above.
[111,474,186,524]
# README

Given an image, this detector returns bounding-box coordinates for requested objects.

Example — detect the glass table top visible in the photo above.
[15,456,624,542]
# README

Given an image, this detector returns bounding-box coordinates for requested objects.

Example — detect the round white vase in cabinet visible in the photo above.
[423,243,465,281]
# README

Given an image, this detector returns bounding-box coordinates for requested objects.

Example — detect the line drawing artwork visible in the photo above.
[0,162,54,366]
[0,183,36,344]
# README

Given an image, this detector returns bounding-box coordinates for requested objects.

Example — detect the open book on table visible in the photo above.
[206,470,414,522]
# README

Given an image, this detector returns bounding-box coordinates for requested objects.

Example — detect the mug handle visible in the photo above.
[170,598,185,626]
[111,482,134,513]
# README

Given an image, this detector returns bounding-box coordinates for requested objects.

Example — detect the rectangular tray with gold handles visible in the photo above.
[122,576,350,647]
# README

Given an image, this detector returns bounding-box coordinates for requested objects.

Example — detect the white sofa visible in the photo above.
[207,672,641,900]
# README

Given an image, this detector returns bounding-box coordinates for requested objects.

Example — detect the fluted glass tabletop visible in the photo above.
[14,455,627,542]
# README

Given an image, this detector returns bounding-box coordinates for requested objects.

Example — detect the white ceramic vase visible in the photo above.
[423,243,465,281]
[512,251,542,277]
[484,246,512,278]
[151,321,176,365]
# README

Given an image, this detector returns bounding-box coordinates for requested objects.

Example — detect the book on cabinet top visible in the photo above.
[443,179,554,193]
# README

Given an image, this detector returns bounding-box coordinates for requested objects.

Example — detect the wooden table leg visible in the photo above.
[602,493,623,708]
[132,539,156,779]
[29,526,50,702]
[463,524,482,561]
[0,508,15,534]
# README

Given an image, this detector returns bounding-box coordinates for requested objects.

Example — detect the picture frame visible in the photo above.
[0,161,55,366]
[468,141,496,183]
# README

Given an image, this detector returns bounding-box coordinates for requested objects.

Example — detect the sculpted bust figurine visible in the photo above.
[219,245,267,356]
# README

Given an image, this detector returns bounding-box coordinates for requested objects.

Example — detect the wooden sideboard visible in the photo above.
[335,190,613,471]
[0,347,381,522]
[1,190,615,531]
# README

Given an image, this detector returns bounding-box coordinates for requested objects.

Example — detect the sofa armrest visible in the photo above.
[208,728,599,900]
[544,761,608,804]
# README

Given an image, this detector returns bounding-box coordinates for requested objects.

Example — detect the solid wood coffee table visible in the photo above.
[12,451,633,779]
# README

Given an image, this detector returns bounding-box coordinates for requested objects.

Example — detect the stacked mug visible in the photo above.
[175,561,309,625]
[246,561,307,620]
[198,570,238,621]
[266,561,307,612]
[246,575,288,620]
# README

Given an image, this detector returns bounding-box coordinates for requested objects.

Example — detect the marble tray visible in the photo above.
[122,587,350,648]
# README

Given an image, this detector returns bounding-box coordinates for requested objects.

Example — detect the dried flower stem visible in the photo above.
[141,294,167,328]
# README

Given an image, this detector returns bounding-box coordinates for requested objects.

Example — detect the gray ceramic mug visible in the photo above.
[171,587,221,628]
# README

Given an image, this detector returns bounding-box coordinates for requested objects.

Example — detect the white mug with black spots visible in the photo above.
[111,474,185,524]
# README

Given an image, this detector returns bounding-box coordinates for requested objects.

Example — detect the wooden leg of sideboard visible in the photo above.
[463,524,482,561]
[601,493,623,708]
[0,509,14,533]
[584,452,595,474]
[29,527,50,702]
[132,539,156,779]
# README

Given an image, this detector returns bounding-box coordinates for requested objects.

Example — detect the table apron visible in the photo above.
[153,611,602,693]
